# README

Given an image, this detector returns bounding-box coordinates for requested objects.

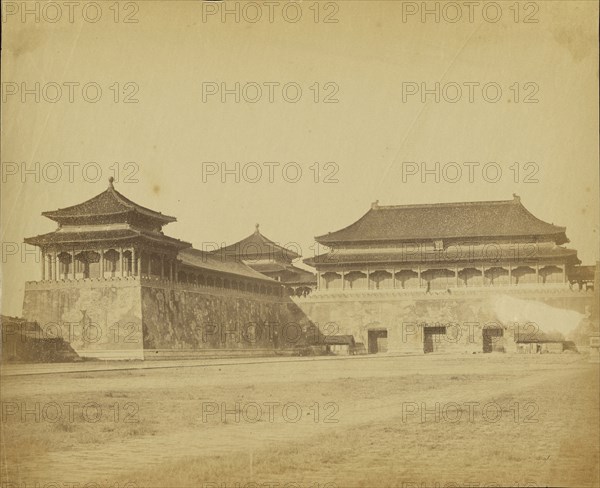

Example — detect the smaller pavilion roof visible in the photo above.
[41,178,176,225]
[216,224,301,261]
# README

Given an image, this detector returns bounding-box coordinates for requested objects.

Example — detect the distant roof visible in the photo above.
[241,261,316,285]
[316,195,568,245]
[281,266,317,285]
[515,330,566,343]
[42,179,176,225]
[216,224,301,261]
[178,248,277,282]
[324,335,355,346]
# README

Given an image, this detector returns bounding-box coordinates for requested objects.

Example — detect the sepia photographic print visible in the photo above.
[1,1,599,487]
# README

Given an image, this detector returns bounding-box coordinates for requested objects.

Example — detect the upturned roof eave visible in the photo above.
[24,230,191,249]
[42,208,177,224]
[316,231,568,246]
[304,248,579,267]
[315,198,567,245]
[41,183,177,224]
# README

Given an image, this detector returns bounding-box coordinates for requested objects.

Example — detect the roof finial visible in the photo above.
[108,176,115,188]
[255,223,260,233]
[371,200,380,210]
[512,193,520,202]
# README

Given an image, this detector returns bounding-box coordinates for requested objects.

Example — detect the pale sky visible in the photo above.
[1,0,598,316]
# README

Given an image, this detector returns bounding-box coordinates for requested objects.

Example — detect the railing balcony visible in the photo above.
[296,282,592,300]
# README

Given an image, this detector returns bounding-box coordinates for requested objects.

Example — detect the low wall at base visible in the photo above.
[22,279,144,360]
[293,290,594,355]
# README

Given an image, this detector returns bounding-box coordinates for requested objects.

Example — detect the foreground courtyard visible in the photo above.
[1,353,598,487]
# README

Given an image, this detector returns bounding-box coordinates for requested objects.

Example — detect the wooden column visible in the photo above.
[455,266,459,287]
[132,247,137,276]
[508,264,512,285]
[169,259,173,281]
[120,248,125,277]
[137,249,142,277]
[341,270,345,290]
[535,264,540,283]
[100,249,105,279]
[317,271,321,290]
[392,267,396,289]
[71,250,76,280]
[366,268,371,290]
[562,264,566,283]
[54,253,59,281]
[481,266,485,286]
[417,266,422,288]
[174,260,179,283]
[148,253,152,276]
[161,254,165,280]
[41,250,46,280]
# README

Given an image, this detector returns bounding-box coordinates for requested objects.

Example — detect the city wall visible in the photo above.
[293,288,594,354]
[22,278,144,360]
[22,277,318,360]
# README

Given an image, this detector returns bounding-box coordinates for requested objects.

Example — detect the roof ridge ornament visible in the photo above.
[371,200,379,210]
[255,223,260,233]
[108,176,115,189]
[512,193,520,202]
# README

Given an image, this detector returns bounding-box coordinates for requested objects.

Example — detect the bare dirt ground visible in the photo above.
[1,353,598,488]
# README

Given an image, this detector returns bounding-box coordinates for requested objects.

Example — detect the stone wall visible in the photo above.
[293,289,594,355]
[22,278,144,360]
[23,278,319,360]
[24,277,590,360]
[141,281,318,358]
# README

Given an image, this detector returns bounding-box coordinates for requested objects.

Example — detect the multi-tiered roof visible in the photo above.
[306,195,579,267]
[316,195,568,245]
[25,179,277,285]
[25,177,190,250]
[215,225,316,285]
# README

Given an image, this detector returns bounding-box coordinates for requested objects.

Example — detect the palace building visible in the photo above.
[213,225,316,297]
[305,195,579,291]
[22,179,317,360]
[296,196,594,354]
[19,185,596,359]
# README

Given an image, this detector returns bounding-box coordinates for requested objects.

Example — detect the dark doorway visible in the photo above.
[482,328,503,353]
[423,326,447,354]
[368,329,388,354]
